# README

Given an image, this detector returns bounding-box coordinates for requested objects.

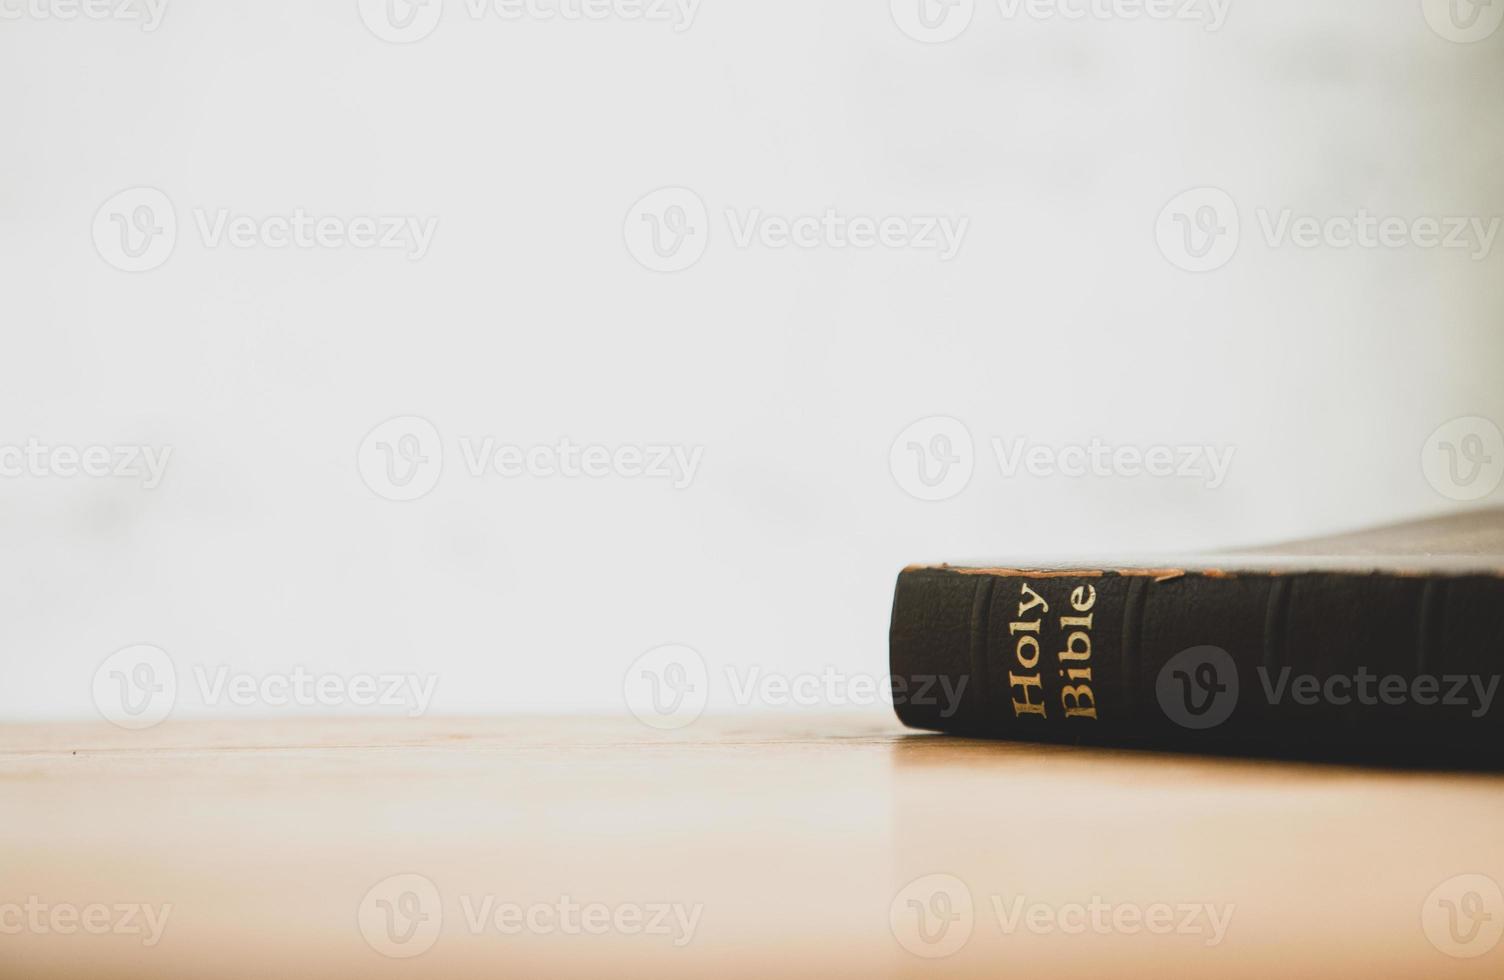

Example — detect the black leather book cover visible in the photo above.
[889,509,1504,762]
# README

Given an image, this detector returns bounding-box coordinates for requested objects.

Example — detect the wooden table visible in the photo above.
[2,714,1501,977]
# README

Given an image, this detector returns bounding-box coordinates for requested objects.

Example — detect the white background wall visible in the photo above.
[2,0,1502,720]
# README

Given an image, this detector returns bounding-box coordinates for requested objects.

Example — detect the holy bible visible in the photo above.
[889,509,1504,761]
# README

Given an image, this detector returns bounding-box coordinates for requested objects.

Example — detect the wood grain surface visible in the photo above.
[2,714,1502,977]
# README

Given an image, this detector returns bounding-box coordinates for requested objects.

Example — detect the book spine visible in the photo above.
[888,566,1504,757]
